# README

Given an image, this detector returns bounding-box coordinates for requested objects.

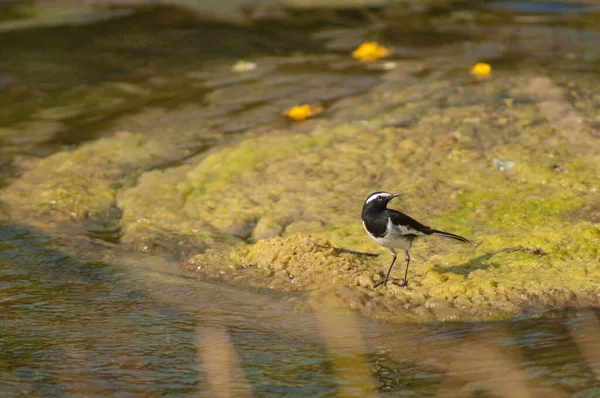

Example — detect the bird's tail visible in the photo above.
[430,229,469,243]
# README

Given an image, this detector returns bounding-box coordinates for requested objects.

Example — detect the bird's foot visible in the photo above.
[392,279,408,287]
[374,278,408,288]
[373,278,388,288]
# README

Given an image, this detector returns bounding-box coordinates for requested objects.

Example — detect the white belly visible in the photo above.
[363,220,417,250]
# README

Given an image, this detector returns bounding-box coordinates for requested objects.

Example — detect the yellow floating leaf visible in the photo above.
[284,104,323,121]
[470,62,492,78]
[232,60,257,72]
[352,41,391,62]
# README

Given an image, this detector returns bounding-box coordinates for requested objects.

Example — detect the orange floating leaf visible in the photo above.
[284,104,323,121]
[470,62,492,78]
[352,41,391,62]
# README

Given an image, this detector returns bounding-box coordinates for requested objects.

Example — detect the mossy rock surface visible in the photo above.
[2,133,145,220]
[0,132,192,239]
[2,64,599,321]
[125,71,599,320]
[187,233,600,322]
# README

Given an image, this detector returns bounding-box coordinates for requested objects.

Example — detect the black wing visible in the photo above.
[388,209,433,235]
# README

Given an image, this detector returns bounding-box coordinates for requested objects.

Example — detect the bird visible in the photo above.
[361,191,469,288]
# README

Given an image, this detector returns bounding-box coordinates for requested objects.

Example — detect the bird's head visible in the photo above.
[363,191,402,211]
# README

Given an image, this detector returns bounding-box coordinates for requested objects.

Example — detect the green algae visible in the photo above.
[115,69,600,320]
[173,71,600,321]
[2,40,600,322]
[184,133,326,196]
[0,132,191,233]
[117,165,246,253]
[186,230,600,322]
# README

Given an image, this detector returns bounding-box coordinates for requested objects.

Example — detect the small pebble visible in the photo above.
[493,158,515,171]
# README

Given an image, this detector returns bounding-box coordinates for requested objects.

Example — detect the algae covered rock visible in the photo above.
[187,232,600,322]
[116,121,384,253]
[113,69,600,321]
[186,233,376,290]
[116,164,246,254]
[2,50,600,322]
[0,132,189,233]
[170,70,600,320]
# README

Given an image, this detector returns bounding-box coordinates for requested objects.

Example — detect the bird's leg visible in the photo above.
[374,249,397,288]
[393,250,411,287]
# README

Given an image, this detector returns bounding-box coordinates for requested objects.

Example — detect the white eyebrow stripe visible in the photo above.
[366,193,388,204]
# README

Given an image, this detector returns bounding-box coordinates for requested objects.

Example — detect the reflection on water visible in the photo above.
[1,223,600,396]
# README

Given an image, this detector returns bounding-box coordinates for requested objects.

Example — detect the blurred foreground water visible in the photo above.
[3,224,600,396]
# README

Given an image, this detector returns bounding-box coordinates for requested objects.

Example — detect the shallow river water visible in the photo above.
[1,1,600,396]
[2,225,600,396]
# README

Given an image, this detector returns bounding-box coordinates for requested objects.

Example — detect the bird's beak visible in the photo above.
[390,193,402,200]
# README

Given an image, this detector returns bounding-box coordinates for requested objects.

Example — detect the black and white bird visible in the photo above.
[361,191,469,287]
